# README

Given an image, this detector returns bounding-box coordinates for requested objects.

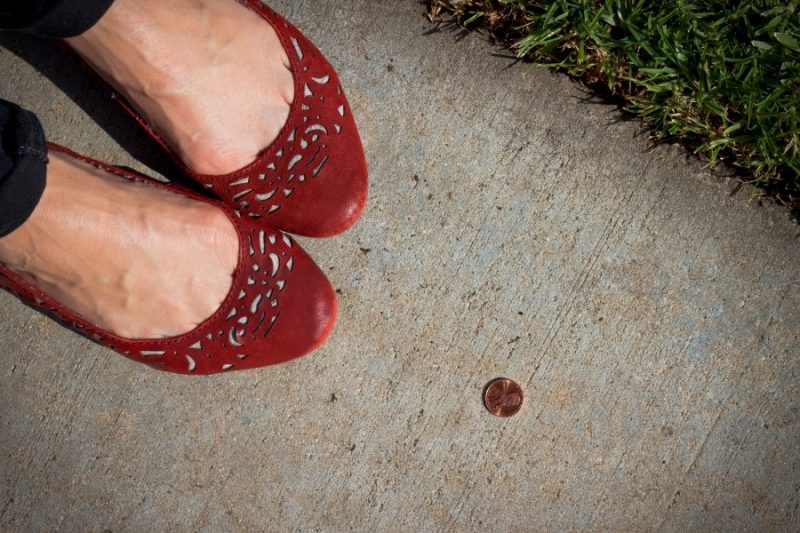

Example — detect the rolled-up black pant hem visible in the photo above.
[0,100,48,238]
[0,0,116,236]
[1,0,114,38]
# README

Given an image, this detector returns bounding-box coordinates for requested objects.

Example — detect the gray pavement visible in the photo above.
[1,1,799,531]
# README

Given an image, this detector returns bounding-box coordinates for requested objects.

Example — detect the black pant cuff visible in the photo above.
[0,99,48,238]
[6,0,115,38]
[0,155,47,238]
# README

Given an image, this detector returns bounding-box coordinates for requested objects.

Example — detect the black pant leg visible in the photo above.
[0,1,116,236]
[0,0,114,38]
[0,98,47,238]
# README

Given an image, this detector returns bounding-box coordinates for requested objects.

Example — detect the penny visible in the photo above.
[484,378,523,417]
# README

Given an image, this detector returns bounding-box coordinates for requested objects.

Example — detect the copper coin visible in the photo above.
[484,378,523,417]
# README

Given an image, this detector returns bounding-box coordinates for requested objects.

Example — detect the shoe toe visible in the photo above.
[257,246,337,363]
[222,232,337,372]
[279,140,368,237]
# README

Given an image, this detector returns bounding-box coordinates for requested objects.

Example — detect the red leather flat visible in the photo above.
[0,144,337,375]
[112,0,369,238]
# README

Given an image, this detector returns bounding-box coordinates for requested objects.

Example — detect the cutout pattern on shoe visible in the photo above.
[0,144,337,375]
[110,0,369,237]
[210,53,342,213]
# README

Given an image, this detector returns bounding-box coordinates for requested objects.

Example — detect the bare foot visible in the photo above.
[0,151,239,339]
[67,0,294,176]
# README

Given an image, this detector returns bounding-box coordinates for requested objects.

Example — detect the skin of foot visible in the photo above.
[0,151,239,339]
[67,0,295,176]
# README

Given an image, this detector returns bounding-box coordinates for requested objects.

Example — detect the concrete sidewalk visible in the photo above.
[1,1,798,530]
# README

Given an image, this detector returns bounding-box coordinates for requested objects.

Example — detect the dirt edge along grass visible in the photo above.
[425,0,800,216]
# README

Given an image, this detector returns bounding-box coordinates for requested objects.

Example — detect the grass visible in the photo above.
[425,0,800,213]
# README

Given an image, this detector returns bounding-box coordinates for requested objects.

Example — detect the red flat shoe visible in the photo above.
[0,144,337,375]
[111,0,368,238]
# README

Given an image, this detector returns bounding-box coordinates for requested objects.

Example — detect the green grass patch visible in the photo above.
[426,0,800,212]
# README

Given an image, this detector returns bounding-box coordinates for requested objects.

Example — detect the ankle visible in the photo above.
[0,228,30,270]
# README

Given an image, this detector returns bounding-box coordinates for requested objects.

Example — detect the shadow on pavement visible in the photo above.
[0,32,187,184]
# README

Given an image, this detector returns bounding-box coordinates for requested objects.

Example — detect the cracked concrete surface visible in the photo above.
[1,1,799,531]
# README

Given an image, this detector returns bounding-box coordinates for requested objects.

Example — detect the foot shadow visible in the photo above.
[0,32,185,182]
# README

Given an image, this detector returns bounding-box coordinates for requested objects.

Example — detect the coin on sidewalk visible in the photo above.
[484,378,523,417]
